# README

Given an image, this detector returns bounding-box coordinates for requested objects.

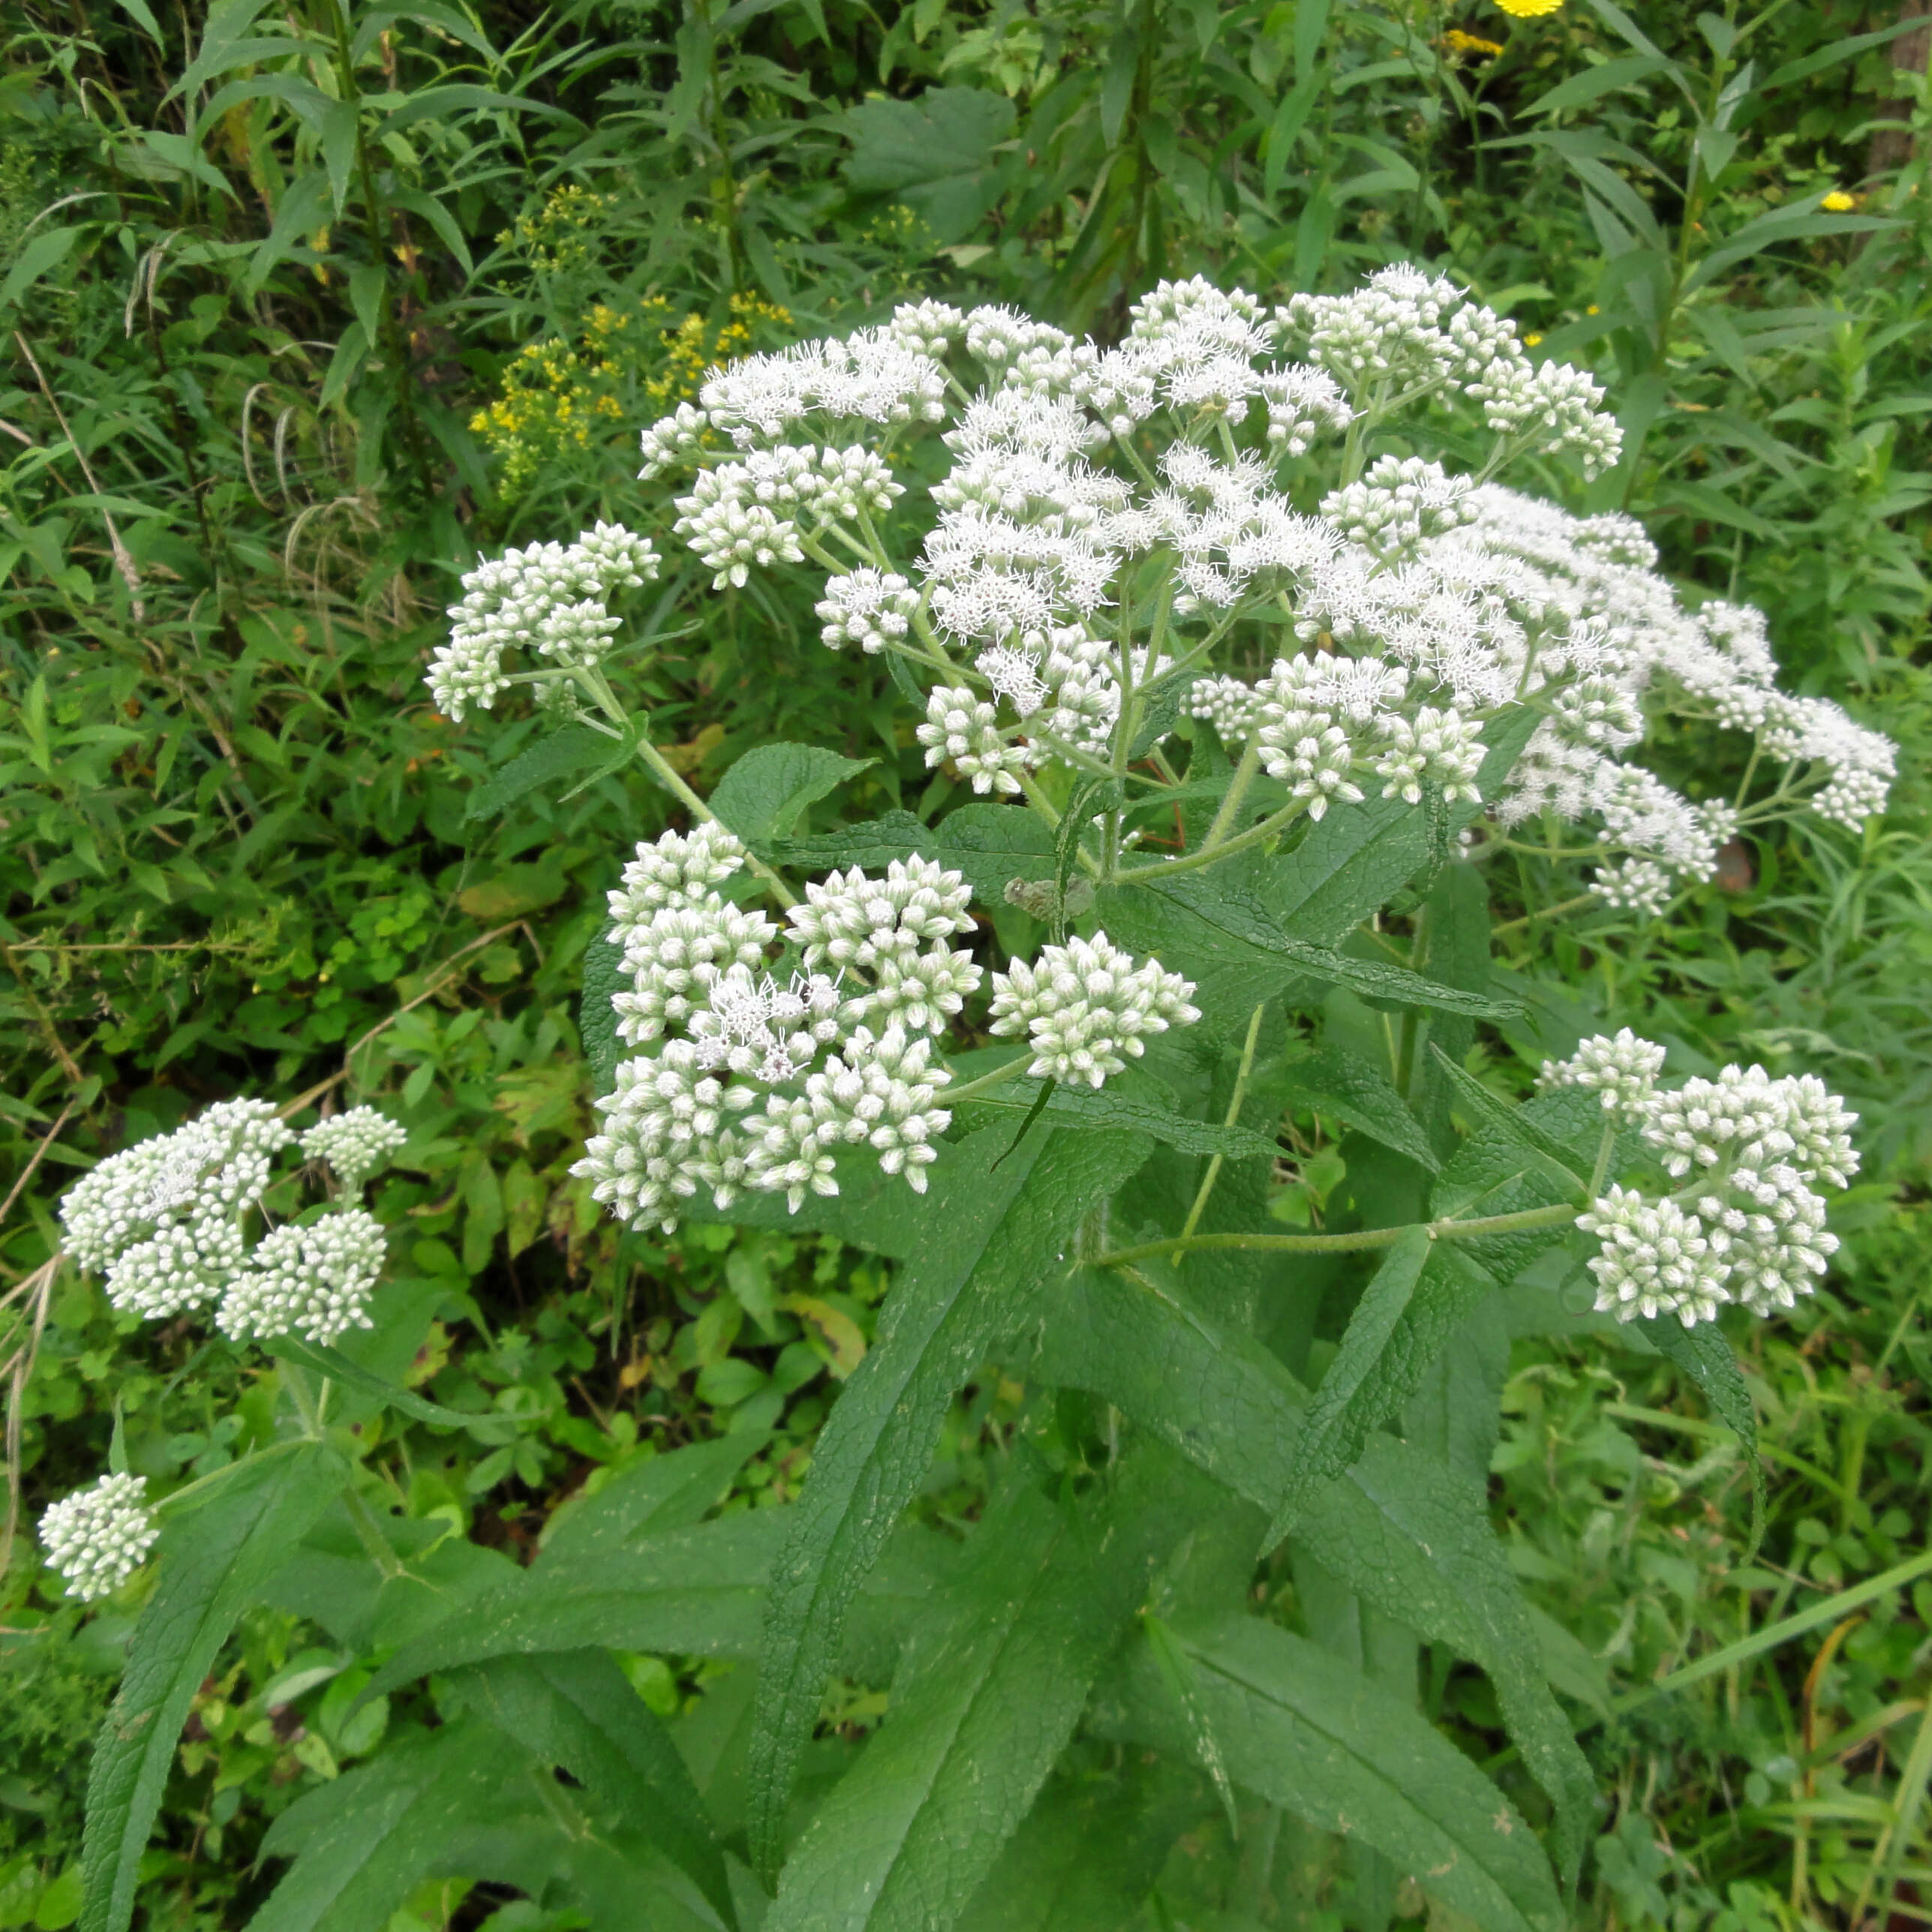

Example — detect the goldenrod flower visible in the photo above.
[1444,27,1506,55]
[1821,190,1856,212]
[1492,0,1563,16]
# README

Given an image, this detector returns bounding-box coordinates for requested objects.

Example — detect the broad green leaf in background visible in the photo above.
[1263,1226,1432,1543]
[952,1071,1279,1160]
[708,742,874,843]
[952,1762,1208,1932]
[464,725,617,822]
[1275,1043,1440,1172]
[768,802,1056,902]
[248,1722,537,1932]
[83,1441,346,1932]
[764,1452,1211,1930]
[1269,796,1432,946]
[743,1125,1152,1883]
[840,86,1017,244]
[359,1511,789,1699]
[1035,1263,1594,1876]
[1106,1617,1565,1932]
[536,1432,768,1567]
[454,1651,732,1922]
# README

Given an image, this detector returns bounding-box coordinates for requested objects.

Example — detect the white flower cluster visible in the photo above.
[60,1098,399,1348]
[302,1107,407,1190]
[575,827,1206,1225]
[60,1099,296,1318]
[41,1472,158,1602]
[429,522,660,721]
[432,269,1900,963]
[218,1209,388,1348]
[673,445,902,588]
[577,834,981,1229]
[1540,1033,1859,1326]
[989,933,1200,1088]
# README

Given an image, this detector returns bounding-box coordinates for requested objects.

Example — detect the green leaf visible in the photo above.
[1525,53,1667,118]
[841,86,1017,244]
[1426,1045,1588,1195]
[579,930,626,1098]
[261,1337,514,1439]
[1277,1044,1439,1173]
[954,1762,1206,1932]
[83,1441,346,1932]
[764,1454,1206,1930]
[536,1433,768,1567]
[1,227,83,308]
[1269,795,1432,946]
[744,1125,1151,1883]
[1262,1228,1431,1545]
[710,742,873,843]
[1035,1266,1594,1880]
[464,726,615,822]
[1635,1316,1765,1558]
[768,803,1057,903]
[359,1513,789,1701]
[1107,1616,1564,1932]
[1098,876,1516,1051]
[454,1651,730,1922]
[248,1721,532,1932]
[954,1073,1278,1161]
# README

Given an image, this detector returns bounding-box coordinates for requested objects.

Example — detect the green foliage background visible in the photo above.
[1,0,1927,1924]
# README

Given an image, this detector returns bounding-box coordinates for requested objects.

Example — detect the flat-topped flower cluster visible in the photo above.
[1543,1029,1858,1327]
[572,824,1200,1232]
[44,1104,407,1601]
[443,269,1891,921]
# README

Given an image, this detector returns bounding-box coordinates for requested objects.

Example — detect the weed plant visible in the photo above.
[1,0,1927,1924]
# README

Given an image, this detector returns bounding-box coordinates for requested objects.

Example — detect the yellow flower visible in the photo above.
[1492,0,1563,15]
[1444,28,1506,55]
[1821,190,1856,212]
[1523,332,1543,347]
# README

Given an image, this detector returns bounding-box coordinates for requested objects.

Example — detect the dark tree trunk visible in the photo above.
[1867,0,1932,180]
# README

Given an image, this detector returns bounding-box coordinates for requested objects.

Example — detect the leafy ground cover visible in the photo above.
[2,0,1929,1924]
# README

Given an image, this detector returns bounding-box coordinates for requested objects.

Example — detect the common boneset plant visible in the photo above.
[48,275,1890,1932]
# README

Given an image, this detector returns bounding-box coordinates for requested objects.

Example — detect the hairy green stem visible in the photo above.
[1098,1199,1577,1269]
[1173,1002,1268,1262]
[944,1055,1036,1104]
[1116,792,1308,884]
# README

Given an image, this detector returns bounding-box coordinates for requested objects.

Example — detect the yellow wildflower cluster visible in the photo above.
[470,292,793,494]
[500,184,617,280]
[1821,190,1858,212]
[1443,27,1506,56]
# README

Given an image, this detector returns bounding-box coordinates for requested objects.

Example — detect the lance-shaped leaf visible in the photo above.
[1036,1266,1594,1880]
[83,1441,346,1932]
[537,1432,768,1567]
[360,1512,788,1699]
[1426,1044,1588,1196]
[1263,1227,1432,1543]
[1103,1616,1564,1932]
[248,1721,549,1932]
[1275,1044,1439,1173]
[954,1762,1208,1932]
[1268,795,1432,946]
[1636,1315,1766,1558]
[263,1336,515,1439]
[953,1074,1278,1161]
[744,1125,1152,1883]
[763,1451,1209,1930]
[452,1651,731,1922]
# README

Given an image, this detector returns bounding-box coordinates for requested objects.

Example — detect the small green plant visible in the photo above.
[36,272,1900,1930]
